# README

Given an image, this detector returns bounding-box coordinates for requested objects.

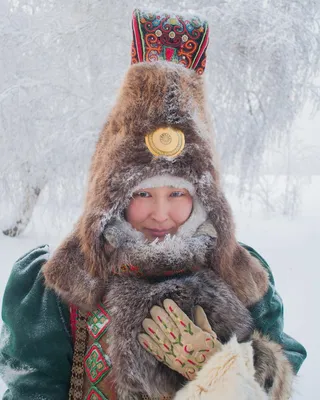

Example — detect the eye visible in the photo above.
[134,191,151,198]
[170,191,185,198]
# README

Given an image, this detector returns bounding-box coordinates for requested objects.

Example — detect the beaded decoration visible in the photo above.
[131,9,209,74]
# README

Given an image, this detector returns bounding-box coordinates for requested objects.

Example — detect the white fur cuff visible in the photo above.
[173,337,267,400]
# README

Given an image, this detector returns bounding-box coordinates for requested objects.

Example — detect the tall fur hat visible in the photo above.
[43,10,268,310]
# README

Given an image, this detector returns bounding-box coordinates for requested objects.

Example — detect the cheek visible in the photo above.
[125,199,150,227]
[171,198,193,224]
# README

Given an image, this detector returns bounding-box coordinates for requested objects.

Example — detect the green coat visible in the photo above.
[0,245,307,399]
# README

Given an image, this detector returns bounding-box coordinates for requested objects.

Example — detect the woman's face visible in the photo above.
[125,186,193,241]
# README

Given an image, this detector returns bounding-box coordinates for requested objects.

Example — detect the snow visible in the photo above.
[0,177,319,398]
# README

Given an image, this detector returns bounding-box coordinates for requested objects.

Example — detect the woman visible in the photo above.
[0,9,306,400]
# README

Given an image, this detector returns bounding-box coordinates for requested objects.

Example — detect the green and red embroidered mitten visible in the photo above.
[138,299,222,380]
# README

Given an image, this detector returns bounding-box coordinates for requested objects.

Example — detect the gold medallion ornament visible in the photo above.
[145,127,185,157]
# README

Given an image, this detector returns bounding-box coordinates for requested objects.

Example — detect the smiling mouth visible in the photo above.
[145,229,171,237]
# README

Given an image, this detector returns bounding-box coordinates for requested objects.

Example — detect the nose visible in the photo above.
[150,197,169,223]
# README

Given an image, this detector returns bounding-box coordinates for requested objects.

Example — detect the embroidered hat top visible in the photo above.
[131,9,209,74]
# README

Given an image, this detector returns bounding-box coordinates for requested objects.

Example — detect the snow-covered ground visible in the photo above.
[0,176,319,398]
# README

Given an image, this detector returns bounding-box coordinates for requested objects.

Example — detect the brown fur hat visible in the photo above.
[43,61,268,310]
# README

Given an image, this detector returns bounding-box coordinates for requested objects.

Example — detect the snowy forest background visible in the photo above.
[0,0,320,398]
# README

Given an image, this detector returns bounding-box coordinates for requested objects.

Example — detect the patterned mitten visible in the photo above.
[138,299,222,380]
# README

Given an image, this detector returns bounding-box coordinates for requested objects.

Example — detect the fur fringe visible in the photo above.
[252,331,294,400]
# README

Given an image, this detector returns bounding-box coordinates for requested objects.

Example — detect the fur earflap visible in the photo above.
[44,61,268,309]
[212,235,270,306]
[42,224,107,310]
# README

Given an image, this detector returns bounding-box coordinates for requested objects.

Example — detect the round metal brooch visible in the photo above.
[145,127,185,157]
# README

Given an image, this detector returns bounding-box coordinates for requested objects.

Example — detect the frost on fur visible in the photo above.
[103,218,215,275]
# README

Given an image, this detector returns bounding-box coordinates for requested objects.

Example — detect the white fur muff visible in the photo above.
[173,337,268,400]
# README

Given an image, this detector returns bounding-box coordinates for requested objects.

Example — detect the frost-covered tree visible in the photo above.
[0,0,319,235]
[205,0,320,181]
